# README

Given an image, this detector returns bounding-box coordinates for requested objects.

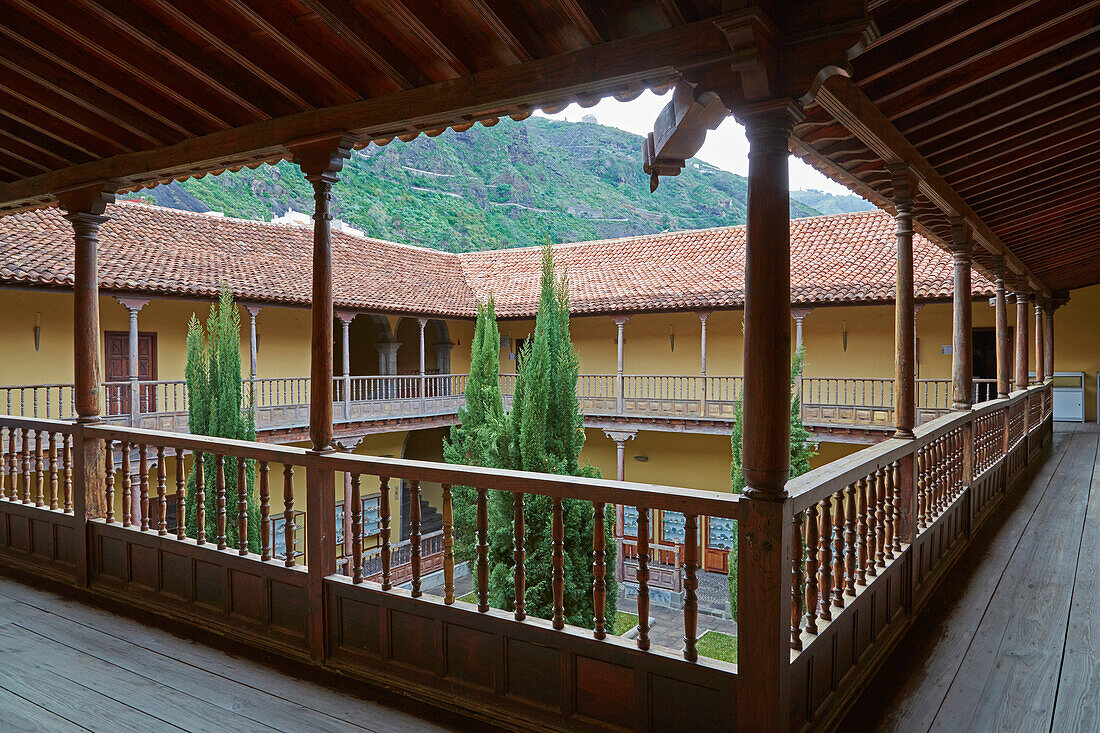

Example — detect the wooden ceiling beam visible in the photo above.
[859,0,1045,86]
[0,10,200,142]
[298,0,425,88]
[963,146,1100,205]
[0,117,90,168]
[885,24,1100,133]
[0,138,51,174]
[811,74,1046,292]
[0,15,731,212]
[948,126,1100,191]
[938,108,1100,178]
[909,56,1100,152]
[77,0,297,120]
[985,182,1100,230]
[974,164,1100,215]
[0,89,126,159]
[866,1,1100,113]
[554,0,604,46]
[364,0,470,77]
[10,0,240,132]
[1001,210,1100,244]
[219,0,378,101]
[0,71,144,155]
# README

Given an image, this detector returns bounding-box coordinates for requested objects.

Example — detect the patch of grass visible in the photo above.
[615,610,639,635]
[696,630,737,663]
[457,591,478,604]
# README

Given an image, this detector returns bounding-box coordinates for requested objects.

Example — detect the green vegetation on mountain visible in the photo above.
[129,116,868,252]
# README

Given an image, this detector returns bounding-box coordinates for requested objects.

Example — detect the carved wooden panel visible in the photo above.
[326,577,735,731]
[0,503,76,583]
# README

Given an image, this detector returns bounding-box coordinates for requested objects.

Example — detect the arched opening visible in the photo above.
[333,314,394,377]
[398,427,447,540]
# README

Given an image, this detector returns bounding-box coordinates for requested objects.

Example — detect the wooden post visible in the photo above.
[58,183,114,588]
[1034,298,1045,384]
[245,304,261,379]
[736,100,801,733]
[290,132,354,663]
[1015,289,1030,390]
[949,220,973,410]
[612,315,629,413]
[889,165,917,438]
[697,311,710,415]
[1043,300,1055,379]
[337,311,354,421]
[993,257,1011,398]
[116,298,149,427]
[418,316,428,411]
[603,430,636,483]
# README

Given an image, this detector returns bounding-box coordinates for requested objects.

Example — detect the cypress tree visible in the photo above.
[443,295,505,564]
[493,246,617,631]
[727,347,815,618]
[184,288,260,551]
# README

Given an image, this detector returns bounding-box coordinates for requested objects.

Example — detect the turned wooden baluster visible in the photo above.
[175,448,186,540]
[7,428,17,501]
[104,439,115,522]
[442,484,454,604]
[139,444,150,531]
[857,476,868,585]
[804,502,819,634]
[237,458,248,554]
[21,428,31,504]
[513,492,525,620]
[410,480,422,597]
[63,433,72,513]
[818,498,832,622]
[866,471,879,579]
[0,428,7,500]
[47,432,58,510]
[884,463,895,561]
[915,446,926,530]
[832,489,845,608]
[683,513,699,661]
[844,482,857,596]
[593,501,607,639]
[551,497,565,629]
[637,506,651,650]
[380,477,392,590]
[791,512,804,651]
[195,452,206,544]
[259,462,271,560]
[121,442,132,525]
[215,455,227,549]
[156,446,167,535]
[34,430,44,507]
[282,464,294,566]
[351,474,363,583]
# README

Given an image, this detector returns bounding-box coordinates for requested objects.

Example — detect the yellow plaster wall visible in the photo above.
[0,288,75,386]
[1052,284,1100,421]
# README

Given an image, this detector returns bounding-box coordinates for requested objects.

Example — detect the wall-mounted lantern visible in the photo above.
[842,320,848,352]
[34,312,41,351]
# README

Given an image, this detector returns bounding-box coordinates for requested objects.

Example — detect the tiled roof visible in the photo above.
[0,203,990,318]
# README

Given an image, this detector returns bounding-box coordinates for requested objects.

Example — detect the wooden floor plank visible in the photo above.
[843,425,1077,732]
[0,576,470,732]
[0,686,91,733]
[939,425,1098,732]
[1051,427,1100,732]
[10,610,373,733]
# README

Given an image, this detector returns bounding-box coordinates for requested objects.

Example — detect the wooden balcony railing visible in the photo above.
[0,382,1054,730]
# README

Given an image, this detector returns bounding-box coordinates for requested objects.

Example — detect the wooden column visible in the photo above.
[993,257,1011,398]
[697,311,710,414]
[889,165,917,438]
[612,315,629,413]
[949,220,973,410]
[603,430,636,482]
[117,298,149,426]
[1044,298,1057,378]
[245,305,261,379]
[1015,289,1030,390]
[290,132,353,663]
[736,100,801,733]
[791,308,813,354]
[417,316,428,410]
[1034,298,1045,383]
[337,311,354,421]
[58,183,115,587]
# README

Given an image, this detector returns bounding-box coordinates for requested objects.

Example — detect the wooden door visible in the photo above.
[104,332,158,414]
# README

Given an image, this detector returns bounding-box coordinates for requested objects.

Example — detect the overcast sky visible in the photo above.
[534,90,853,196]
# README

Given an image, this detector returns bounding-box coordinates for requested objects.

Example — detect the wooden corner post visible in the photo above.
[290,132,355,662]
[736,99,802,733]
[889,165,917,439]
[58,182,115,587]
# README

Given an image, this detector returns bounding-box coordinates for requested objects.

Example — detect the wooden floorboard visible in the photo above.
[1051,428,1100,732]
[0,574,481,733]
[843,423,1100,732]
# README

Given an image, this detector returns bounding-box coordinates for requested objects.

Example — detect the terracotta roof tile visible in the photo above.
[0,204,990,318]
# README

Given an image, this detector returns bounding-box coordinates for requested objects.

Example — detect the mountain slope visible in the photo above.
[130,117,868,252]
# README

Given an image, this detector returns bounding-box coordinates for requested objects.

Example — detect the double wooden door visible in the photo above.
[105,332,158,414]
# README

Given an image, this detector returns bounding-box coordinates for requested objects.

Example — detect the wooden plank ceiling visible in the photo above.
[793,0,1100,293]
[0,0,1097,294]
[0,0,728,210]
